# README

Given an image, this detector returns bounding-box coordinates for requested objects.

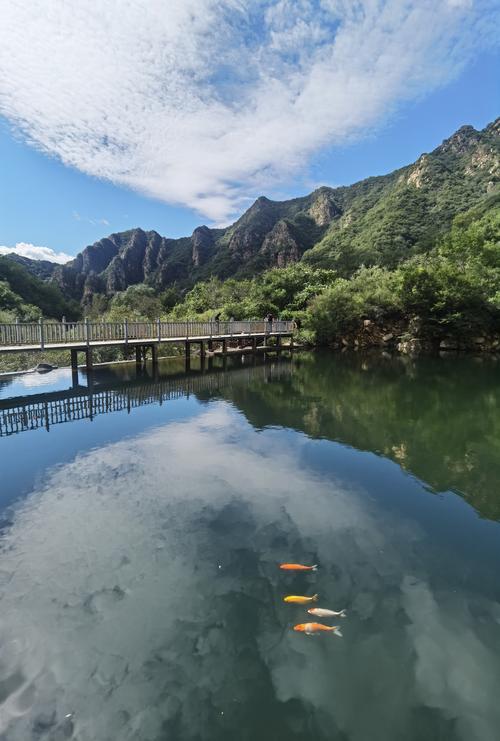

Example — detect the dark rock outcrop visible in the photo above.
[260,220,301,267]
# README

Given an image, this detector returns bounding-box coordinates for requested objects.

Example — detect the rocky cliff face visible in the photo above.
[260,220,301,267]
[191,226,214,267]
[54,229,186,302]
[51,118,498,304]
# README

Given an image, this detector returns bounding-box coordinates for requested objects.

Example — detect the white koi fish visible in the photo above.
[307,607,347,618]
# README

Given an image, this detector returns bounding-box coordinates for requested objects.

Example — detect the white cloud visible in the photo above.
[0,1,497,222]
[0,242,73,264]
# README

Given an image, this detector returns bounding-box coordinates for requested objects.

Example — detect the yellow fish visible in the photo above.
[283,594,318,604]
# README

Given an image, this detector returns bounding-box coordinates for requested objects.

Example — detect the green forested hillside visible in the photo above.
[304,122,499,274]
[0,256,80,321]
[153,194,500,349]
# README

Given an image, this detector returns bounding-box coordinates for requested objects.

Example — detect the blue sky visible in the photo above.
[0,1,498,262]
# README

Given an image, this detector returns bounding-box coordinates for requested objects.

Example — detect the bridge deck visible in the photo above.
[0,320,295,354]
[0,331,290,354]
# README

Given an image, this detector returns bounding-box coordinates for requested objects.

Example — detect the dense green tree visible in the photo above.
[107,285,164,320]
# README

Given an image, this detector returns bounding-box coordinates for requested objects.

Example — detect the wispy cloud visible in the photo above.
[0,1,497,222]
[0,242,73,264]
[72,211,110,227]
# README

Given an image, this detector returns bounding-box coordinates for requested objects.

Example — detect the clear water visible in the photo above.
[1,351,500,741]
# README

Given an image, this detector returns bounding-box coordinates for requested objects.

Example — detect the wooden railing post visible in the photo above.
[124,319,128,345]
[157,318,161,342]
[85,318,90,347]
[39,318,45,350]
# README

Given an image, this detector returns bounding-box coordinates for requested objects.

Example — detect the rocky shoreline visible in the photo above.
[328,317,500,356]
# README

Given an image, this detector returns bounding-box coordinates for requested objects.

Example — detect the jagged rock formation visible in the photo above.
[260,220,300,267]
[47,117,498,304]
[191,226,214,267]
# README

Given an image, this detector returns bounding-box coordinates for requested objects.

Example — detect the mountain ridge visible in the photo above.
[11,118,500,306]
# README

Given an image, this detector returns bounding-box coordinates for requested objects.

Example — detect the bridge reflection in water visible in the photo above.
[0,355,293,438]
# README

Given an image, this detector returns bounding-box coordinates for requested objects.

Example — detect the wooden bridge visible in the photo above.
[0,356,292,437]
[0,319,295,371]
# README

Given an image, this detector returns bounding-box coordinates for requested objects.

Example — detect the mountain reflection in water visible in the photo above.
[0,351,499,741]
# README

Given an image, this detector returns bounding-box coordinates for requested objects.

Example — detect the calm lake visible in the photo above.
[1,351,500,741]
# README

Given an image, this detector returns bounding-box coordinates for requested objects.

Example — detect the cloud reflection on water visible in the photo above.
[0,403,499,740]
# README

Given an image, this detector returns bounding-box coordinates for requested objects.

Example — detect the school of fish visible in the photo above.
[279,562,347,638]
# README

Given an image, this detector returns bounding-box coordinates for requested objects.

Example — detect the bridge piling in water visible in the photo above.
[135,346,142,368]
[85,348,93,371]
[151,344,158,367]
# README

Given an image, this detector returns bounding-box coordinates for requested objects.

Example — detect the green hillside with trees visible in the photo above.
[0,256,80,322]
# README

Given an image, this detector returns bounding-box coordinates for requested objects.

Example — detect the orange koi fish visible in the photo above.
[308,607,346,618]
[279,563,318,571]
[284,594,318,604]
[293,622,343,637]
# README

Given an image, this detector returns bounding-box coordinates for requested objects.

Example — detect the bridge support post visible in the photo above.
[185,341,190,360]
[251,337,257,351]
[70,349,79,386]
[207,339,213,352]
[200,341,206,359]
[221,339,227,355]
[151,344,158,367]
[289,334,294,349]
[276,335,282,350]
[135,346,142,368]
[85,348,93,372]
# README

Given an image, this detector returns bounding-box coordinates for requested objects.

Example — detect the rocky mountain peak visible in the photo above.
[191,226,214,266]
[438,124,480,155]
[308,190,340,226]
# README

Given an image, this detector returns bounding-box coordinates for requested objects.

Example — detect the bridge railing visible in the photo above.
[0,319,295,348]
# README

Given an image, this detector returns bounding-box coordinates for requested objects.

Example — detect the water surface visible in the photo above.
[1,351,499,741]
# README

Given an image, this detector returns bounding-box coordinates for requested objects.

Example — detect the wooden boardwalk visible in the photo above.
[0,319,295,370]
